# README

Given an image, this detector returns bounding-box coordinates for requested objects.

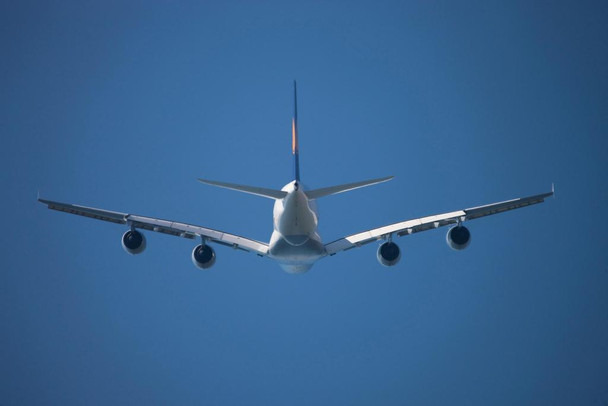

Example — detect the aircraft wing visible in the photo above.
[324,188,554,255]
[38,198,269,256]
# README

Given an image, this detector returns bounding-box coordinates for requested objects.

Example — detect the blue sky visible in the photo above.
[2,1,607,404]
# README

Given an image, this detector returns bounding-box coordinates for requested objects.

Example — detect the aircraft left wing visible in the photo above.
[324,188,554,255]
[38,198,269,256]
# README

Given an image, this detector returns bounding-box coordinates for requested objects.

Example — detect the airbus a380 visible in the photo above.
[39,83,553,273]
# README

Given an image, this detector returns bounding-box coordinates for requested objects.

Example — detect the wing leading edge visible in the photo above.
[38,198,269,256]
[324,188,554,255]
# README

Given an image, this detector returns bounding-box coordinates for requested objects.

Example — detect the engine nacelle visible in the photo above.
[446,225,471,250]
[192,244,216,270]
[377,242,401,267]
[122,230,146,255]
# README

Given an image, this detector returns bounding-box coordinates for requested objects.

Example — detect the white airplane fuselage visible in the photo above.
[269,181,325,273]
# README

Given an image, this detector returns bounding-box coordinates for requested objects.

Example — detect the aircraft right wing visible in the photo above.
[324,188,554,255]
[38,198,269,256]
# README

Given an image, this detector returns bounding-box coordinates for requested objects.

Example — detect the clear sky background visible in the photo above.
[2,1,607,405]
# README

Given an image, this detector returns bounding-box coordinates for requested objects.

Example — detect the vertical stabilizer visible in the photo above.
[292,81,301,182]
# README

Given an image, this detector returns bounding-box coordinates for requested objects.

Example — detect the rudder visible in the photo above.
[292,80,300,182]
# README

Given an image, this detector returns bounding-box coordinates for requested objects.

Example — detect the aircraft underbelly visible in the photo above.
[269,231,325,273]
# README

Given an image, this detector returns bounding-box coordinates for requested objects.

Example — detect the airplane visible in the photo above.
[39,82,554,274]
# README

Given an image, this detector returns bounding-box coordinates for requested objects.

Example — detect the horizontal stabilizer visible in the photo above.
[306,176,393,199]
[198,178,287,199]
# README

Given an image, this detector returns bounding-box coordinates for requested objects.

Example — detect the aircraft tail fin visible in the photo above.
[306,176,393,200]
[292,80,300,182]
[198,178,287,199]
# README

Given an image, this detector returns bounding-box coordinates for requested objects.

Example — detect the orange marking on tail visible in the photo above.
[292,118,298,154]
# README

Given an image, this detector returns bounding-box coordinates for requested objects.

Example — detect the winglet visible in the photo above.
[292,80,300,182]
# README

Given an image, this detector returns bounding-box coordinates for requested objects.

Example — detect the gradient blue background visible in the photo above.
[2,1,607,405]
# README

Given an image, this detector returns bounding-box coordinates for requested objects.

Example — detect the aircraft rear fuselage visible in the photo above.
[269,180,325,273]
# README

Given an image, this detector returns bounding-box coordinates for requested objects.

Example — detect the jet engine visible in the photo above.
[377,242,401,267]
[122,229,146,255]
[446,225,471,250]
[192,244,216,270]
